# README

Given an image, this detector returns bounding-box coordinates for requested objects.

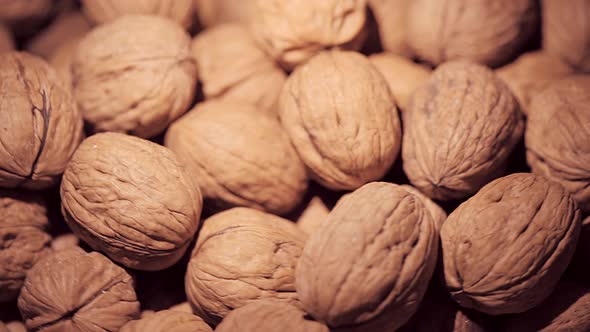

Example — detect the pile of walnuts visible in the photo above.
[1,0,589,331]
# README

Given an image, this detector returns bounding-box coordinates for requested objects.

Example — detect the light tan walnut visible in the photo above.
[296,196,329,236]
[400,185,447,231]
[120,310,212,332]
[368,0,412,56]
[194,0,258,27]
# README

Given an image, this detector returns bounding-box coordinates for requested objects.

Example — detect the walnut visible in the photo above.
[18,248,140,331]
[120,310,212,332]
[216,300,329,332]
[0,52,84,190]
[400,185,447,231]
[368,53,431,112]
[403,61,524,201]
[543,0,590,72]
[194,0,258,27]
[25,11,91,59]
[496,51,574,115]
[296,182,438,329]
[185,207,307,324]
[191,24,287,114]
[525,76,590,213]
[441,173,581,315]
[0,0,52,26]
[296,196,329,235]
[168,302,192,313]
[251,0,368,70]
[0,25,14,52]
[407,0,538,67]
[50,233,79,252]
[280,51,401,190]
[367,0,412,56]
[0,321,25,332]
[165,100,307,215]
[48,39,78,89]
[72,15,197,138]
[0,190,51,303]
[81,0,194,29]
[61,132,203,271]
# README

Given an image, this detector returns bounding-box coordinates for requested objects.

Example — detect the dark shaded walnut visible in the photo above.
[526,76,590,212]
[403,61,523,201]
[73,15,197,138]
[0,0,52,26]
[192,24,287,114]
[369,53,431,112]
[252,0,368,70]
[120,310,212,332]
[296,196,329,235]
[0,190,51,303]
[441,173,581,315]
[0,25,14,52]
[496,51,574,115]
[49,39,79,89]
[185,207,307,324]
[280,51,401,190]
[543,0,590,73]
[61,132,202,271]
[216,300,329,332]
[296,182,438,329]
[367,0,412,56]
[2,321,26,332]
[25,11,91,59]
[18,248,140,332]
[504,282,590,331]
[400,185,447,231]
[0,52,84,190]
[407,0,538,67]
[194,0,257,27]
[165,101,307,215]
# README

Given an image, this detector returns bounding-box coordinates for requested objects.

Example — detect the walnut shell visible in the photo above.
[296,196,329,235]
[216,300,329,332]
[367,0,412,56]
[194,0,258,28]
[252,0,368,70]
[280,51,401,190]
[526,76,590,213]
[0,52,84,190]
[543,0,590,72]
[400,185,447,232]
[165,100,307,215]
[296,182,439,329]
[402,60,523,201]
[0,0,52,26]
[0,190,50,303]
[441,173,581,315]
[18,248,140,331]
[191,24,287,114]
[25,11,91,59]
[0,25,14,52]
[73,15,197,138]
[61,132,202,271]
[407,0,538,67]
[120,310,212,332]
[185,207,307,324]
[48,39,79,89]
[50,233,79,252]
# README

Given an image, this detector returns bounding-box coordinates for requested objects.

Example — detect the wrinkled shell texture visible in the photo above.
[0,190,50,303]
[441,173,581,315]
[0,0,52,24]
[296,196,330,235]
[280,51,401,190]
[368,0,412,56]
[120,310,212,332]
[216,300,329,332]
[18,249,140,331]
[192,24,287,113]
[526,76,590,213]
[73,15,197,138]
[496,51,573,114]
[252,0,368,69]
[403,61,523,201]
[82,0,194,29]
[0,52,84,190]
[408,0,538,67]
[26,11,91,59]
[166,101,307,215]
[400,184,447,232]
[61,132,202,271]
[194,0,258,27]
[0,25,14,52]
[185,208,307,324]
[543,0,590,72]
[297,182,438,329]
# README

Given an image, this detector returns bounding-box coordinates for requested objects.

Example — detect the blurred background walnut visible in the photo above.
[0,0,53,38]
[194,0,257,28]
[368,0,412,56]
[295,196,329,236]
[0,25,14,53]
[120,310,212,332]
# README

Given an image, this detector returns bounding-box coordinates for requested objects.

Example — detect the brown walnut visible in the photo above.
[296,196,330,236]
[0,0,52,26]
[120,310,212,332]
[0,25,14,52]
[367,0,412,56]
[25,11,91,59]
[194,0,258,28]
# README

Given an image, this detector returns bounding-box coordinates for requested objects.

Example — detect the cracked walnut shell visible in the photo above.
[61,132,202,271]
[120,310,212,332]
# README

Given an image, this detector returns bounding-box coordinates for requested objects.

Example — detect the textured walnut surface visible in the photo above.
[400,185,447,231]
[441,173,581,315]
[120,309,212,332]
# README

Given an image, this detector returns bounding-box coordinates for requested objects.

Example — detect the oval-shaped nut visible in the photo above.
[166,101,307,215]
[280,51,401,190]
[194,0,258,27]
[0,190,50,303]
[25,11,91,59]
[61,132,202,271]
[120,310,212,332]
[0,52,84,190]
[403,61,524,201]
[0,25,14,52]
[296,182,439,329]
[185,207,307,324]
[368,0,412,56]
[73,15,197,138]
[407,0,538,67]
[191,24,287,114]
[18,248,140,331]
[526,76,590,213]
[441,173,581,315]
[216,300,329,332]
[252,0,367,70]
